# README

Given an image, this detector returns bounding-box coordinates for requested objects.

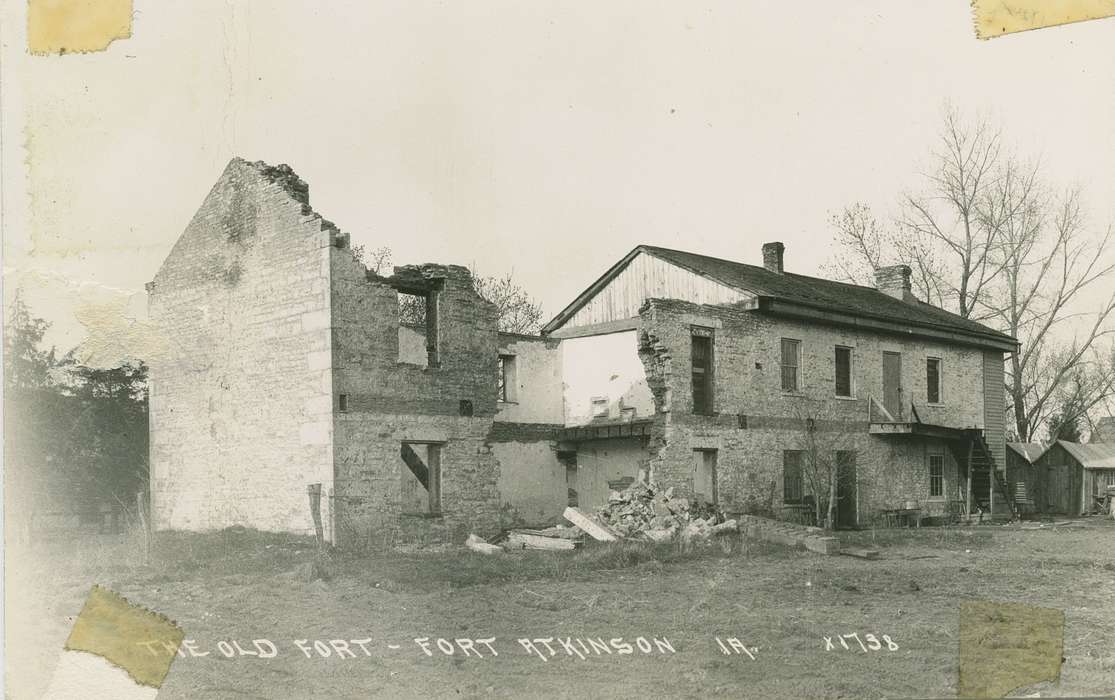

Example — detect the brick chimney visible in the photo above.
[762,242,785,274]
[875,265,915,302]
[1091,416,1115,443]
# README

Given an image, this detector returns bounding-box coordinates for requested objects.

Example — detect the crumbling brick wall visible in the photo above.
[637,297,987,524]
[147,158,337,536]
[329,249,504,546]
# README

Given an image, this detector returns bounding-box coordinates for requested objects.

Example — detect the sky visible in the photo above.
[2,1,1114,354]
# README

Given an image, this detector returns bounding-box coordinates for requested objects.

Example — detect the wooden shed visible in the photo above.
[1032,441,1115,516]
[1005,442,1044,516]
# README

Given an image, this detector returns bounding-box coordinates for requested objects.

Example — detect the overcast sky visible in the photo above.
[3,2,1113,352]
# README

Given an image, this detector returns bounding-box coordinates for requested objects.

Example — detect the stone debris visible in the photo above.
[589,479,735,544]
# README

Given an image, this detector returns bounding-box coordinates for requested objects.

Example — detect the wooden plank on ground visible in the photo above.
[507,532,576,551]
[563,507,621,541]
[839,547,880,560]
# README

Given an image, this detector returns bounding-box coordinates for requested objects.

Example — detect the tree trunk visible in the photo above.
[827,467,838,529]
[1011,352,1028,440]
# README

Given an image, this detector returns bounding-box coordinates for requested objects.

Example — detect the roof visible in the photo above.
[1006,442,1045,463]
[543,244,1019,349]
[1054,441,1115,470]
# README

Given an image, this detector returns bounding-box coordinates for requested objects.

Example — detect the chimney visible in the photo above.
[875,265,915,302]
[1091,416,1115,443]
[762,242,785,274]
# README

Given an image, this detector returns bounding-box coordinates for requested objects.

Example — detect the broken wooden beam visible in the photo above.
[563,507,621,541]
[465,533,503,555]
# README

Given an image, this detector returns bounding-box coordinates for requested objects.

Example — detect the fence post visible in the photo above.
[136,490,151,565]
[307,483,324,549]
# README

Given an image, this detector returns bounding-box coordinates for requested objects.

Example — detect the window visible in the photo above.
[692,449,718,504]
[590,397,609,418]
[497,354,517,402]
[926,357,942,404]
[834,346,853,397]
[928,454,944,499]
[338,394,348,412]
[396,287,441,367]
[780,338,801,392]
[400,442,442,514]
[783,450,803,503]
[691,328,715,414]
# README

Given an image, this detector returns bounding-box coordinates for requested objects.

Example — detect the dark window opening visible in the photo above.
[783,450,803,504]
[338,394,348,412]
[691,328,715,415]
[781,338,801,392]
[397,289,440,368]
[400,442,442,514]
[498,354,517,402]
[926,357,942,404]
[835,346,853,397]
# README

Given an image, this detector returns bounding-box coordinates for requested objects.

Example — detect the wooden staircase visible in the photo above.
[963,433,1018,521]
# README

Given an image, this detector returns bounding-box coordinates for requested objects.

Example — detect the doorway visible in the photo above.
[835,450,858,529]
[882,351,903,420]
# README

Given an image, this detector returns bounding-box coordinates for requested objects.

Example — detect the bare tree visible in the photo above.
[900,106,1003,318]
[825,106,1115,440]
[350,245,545,334]
[470,271,544,335]
[788,399,865,529]
[350,244,393,275]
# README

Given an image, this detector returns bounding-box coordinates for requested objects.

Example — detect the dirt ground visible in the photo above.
[5,518,1114,699]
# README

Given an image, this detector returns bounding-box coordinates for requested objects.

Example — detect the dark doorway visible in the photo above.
[835,450,858,529]
[1045,453,1077,515]
[882,351,903,419]
[691,330,714,415]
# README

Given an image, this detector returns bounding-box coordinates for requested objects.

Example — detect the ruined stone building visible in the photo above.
[147,158,1019,545]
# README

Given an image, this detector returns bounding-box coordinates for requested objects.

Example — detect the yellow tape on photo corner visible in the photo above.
[972,0,1115,39]
[958,599,1063,698]
[28,0,133,55]
[64,585,184,689]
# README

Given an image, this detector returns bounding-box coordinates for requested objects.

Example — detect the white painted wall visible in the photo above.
[561,330,654,426]
[496,335,564,424]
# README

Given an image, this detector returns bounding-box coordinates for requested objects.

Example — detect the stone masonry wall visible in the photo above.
[329,248,503,545]
[147,159,335,536]
[637,298,987,525]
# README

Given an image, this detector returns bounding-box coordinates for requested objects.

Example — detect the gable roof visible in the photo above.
[543,244,1018,350]
[1006,442,1045,463]
[1055,440,1115,470]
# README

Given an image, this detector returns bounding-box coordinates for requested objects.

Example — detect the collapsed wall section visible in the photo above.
[147,159,336,536]
[329,250,503,545]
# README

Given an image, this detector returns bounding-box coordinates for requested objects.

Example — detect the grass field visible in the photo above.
[6,519,1114,698]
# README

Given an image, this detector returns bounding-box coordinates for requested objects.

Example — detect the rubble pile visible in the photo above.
[593,480,735,542]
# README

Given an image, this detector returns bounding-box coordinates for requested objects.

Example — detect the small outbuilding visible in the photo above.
[1005,442,1044,516]
[1031,441,1115,516]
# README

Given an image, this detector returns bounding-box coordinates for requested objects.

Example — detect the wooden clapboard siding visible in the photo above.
[982,351,1006,471]
[563,251,748,329]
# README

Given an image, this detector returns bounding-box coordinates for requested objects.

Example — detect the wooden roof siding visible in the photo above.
[1054,440,1115,470]
[542,244,1019,351]
[1006,442,1045,463]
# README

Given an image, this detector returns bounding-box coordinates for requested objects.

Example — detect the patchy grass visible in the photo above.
[6,520,1114,699]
